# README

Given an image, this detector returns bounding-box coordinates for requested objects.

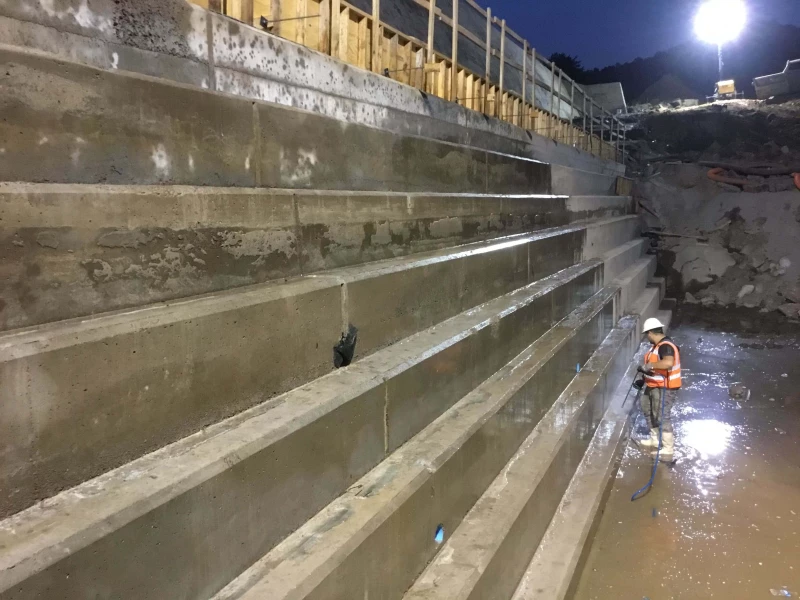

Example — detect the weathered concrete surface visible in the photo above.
[0,45,550,193]
[582,215,641,261]
[638,163,800,314]
[565,195,633,223]
[551,165,620,196]
[512,305,669,600]
[404,314,632,600]
[213,288,617,600]
[615,256,657,315]
[0,221,599,518]
[512,312,672,600]
[0,0,624,177]
[602,239,647,285]
[0,184,581,330]
[0,262,602,600]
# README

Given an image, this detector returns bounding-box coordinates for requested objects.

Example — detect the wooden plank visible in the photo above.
[371,0,381,72]
[357,14,368,68]
[338,6,349,61]
[390,33,399,79]
[240,0,254,24]
[450,0,459,102]
[319,0,331,53]
[427,0,436,62]
[498,19,505,107]
[269,0,281,36]
[568,77,574,145]
[209,0,223,12]
[521,40,527,116]
[437,61,446,98]
[404,40,413,84]
[483,8,491,113]
[331,0,341,56]
[296,0,307,46]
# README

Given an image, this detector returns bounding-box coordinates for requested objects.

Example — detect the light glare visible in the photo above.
[694,0,747,45]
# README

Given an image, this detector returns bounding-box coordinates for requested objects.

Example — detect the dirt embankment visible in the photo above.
[629,100,800,320]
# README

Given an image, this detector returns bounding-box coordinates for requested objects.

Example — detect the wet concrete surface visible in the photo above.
[574,305,800,600]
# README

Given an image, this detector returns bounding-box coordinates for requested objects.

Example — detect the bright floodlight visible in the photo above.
[694,0,747,45]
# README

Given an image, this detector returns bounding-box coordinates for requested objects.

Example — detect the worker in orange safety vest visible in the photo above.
[634,317,681,459]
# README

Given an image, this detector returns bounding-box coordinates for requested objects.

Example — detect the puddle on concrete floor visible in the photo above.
[573,305,800,600]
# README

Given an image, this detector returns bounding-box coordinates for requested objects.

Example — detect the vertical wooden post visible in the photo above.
[320,0,331,54]
[530,47,536,128]
[451,0,459,102]
[240,0,253,24]
[372,0,381,73]
[296,0,307,46]
[582,88,587,151]
[331,0,341,57]
[209,0,223,13]
[498,19,506,118]
[568,78,574,146]
[556,69,562,141]
[622,126,627,165]
[427,0,436,62]
[549,61,556,134]
[270,0,281,37]
[484,8,491,114]
[521,40,527,127]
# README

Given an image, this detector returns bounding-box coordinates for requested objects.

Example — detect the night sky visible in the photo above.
[474,0,800,68]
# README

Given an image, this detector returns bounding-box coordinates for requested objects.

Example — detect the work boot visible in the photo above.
[639,428,660,448]
[653,432,674,459]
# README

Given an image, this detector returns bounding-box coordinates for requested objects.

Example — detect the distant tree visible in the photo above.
[549,53,585,81]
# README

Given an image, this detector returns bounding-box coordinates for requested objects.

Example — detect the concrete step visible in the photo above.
[511,304,673,600]
[213,287,617,600]
[614,256,658,315]
[0,215,635,517]
[583,215,641,261]
[403,313,638,600]
[602,238,647,286]
[551,165,619,196]
[0,44,550,194]
[566,195,634,222]
[0,182,631,330]
[0,261,605,600]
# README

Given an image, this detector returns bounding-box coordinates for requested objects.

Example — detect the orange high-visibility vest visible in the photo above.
[644,339,681,389]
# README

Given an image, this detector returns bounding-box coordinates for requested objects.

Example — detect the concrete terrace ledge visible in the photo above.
[0,182,630,330]
[0,44,552,192]
[0,1,624,177]
[512,306,672,600]
[0,262,604,600]
[213,288,617,600]
[403,315,636,600]
[0,215,641,519]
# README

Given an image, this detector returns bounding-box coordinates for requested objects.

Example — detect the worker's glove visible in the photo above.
[633,378,645,390]
[637,366,654,376]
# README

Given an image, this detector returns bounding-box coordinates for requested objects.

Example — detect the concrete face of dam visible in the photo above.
[0,2,666,599]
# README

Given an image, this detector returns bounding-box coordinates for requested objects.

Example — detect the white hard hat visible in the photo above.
[642,317,665,334]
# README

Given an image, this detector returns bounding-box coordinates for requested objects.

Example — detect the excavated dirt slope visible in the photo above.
[629,100,800,321]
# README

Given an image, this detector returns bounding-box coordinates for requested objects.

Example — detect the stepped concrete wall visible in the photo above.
[0,46,548,193]
[0,0,624,177]
[0,185,582,330]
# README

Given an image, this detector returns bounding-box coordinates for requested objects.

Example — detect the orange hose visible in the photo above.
[707,167,748,187]
[794,173,800,191]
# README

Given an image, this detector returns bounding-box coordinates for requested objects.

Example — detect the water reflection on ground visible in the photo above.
[573,306,800,600]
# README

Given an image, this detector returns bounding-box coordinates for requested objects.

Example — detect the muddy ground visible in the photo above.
[573,305,800,600]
